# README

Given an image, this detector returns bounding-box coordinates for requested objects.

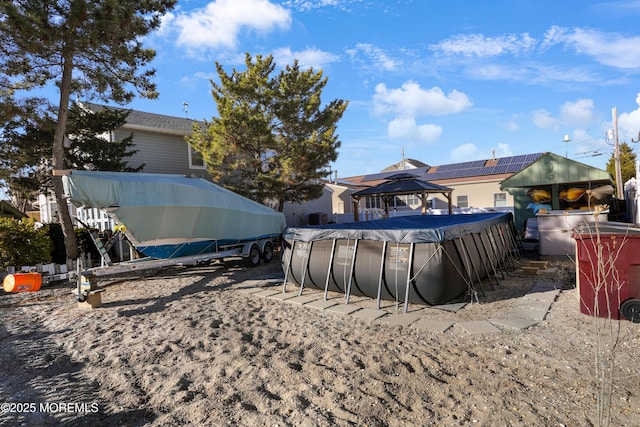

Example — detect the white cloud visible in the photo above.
[618,92,640,141]
[169,0,291,51]
[500,117,520,131]
[282,0,351,12]
[560,99,595,127]
[372,81,472,117]
[533,108,561,130]
[273,47,340,70]
[450,143,482,161]
[387,118,442,143]
[543,26,640,70]
[346,43,402,71]
[430,33,537,57]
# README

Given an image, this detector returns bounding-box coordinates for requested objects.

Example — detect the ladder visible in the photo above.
[89,230,113,267]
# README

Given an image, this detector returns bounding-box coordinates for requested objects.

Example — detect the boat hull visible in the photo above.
[62,171,286,259]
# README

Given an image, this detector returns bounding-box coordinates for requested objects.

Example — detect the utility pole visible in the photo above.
[612,107,624,200]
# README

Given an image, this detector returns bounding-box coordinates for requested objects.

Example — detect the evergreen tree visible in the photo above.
[605,142,637,194]
[187,53,348,211]
[64,104,142,172]
[0,103,142,210]
[0,0,176,261]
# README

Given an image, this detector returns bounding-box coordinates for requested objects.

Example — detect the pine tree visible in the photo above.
[187,53,348,211]
[0,0,176,261]
[606,142,637,194]
[1,103,142,209]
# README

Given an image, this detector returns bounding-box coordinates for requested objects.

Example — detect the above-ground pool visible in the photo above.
[281,212,518,311]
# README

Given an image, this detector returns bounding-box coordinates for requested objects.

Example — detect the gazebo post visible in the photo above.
[421,193,427,214]
[352,196,360,222]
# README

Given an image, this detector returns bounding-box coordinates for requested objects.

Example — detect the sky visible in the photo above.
[121,0,640,179]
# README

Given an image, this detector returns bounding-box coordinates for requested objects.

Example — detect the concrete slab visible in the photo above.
[518,299,553,311]
[283,294,323,305]
[530,281,563,292]
[522,290,559,303]
[490,317,538,330]
[431,302,467,313]
[509,306,548,321]
[351,308,388,321]
[325,304,362,315]
[305,299,340,310]
[457,320,501,334]
[376,312,422,327]
[239,279,264,287]
[525,260,549,268]
[236,286,266,294]
[412,318,454,333]
[267,292,298,301]
[252,289,282,298]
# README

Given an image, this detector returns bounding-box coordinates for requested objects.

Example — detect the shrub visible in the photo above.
[0,218,52,269]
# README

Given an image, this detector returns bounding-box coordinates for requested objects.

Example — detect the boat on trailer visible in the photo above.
[282,212,518,311]
[62,170,286,265]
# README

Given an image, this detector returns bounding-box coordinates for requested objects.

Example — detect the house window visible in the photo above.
[494,192,507,207]
[406,194,420,207]
[457,195,468,208]
[188,146,205,169]
[365,196,381,209]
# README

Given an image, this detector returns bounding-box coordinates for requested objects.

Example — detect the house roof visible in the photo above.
[343,152,546,187]
[80,102,201,135]
[381,158,430,172]
[0,201,27,219]
[500,152,612,189]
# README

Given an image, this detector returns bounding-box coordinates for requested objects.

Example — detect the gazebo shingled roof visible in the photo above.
[351,173,453,221]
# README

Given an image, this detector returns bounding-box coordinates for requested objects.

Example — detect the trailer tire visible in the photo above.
[262,241,274,263]
[245,243,261,267]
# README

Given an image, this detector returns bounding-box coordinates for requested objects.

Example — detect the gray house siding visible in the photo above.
[113,128,209,178]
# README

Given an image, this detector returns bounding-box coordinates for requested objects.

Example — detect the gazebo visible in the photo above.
[351,173,453,221]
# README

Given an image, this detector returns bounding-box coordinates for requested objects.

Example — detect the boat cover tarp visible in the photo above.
[62,170,286,245]
[285,212,513,244]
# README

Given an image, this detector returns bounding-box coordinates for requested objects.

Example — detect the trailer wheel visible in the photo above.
[262,241,274,263]
[245,243,261,267]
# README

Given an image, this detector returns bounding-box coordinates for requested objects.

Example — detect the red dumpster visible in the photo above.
[574,223,640,322]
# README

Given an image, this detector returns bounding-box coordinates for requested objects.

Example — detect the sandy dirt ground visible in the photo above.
[0,257,638,426]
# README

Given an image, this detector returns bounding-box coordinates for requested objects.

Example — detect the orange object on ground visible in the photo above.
[2,272,42,292]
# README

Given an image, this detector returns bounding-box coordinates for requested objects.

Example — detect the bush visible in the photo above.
[0,218,52,269]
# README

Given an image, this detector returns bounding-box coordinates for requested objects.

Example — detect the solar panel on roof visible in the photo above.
[506,163,522,173]
[433,171,456,180]
[492,165,510,174]
[496,157,511,165]
[437,164,458,172]
[470,160,486,167]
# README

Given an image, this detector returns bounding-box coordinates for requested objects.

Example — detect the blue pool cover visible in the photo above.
[284,212,513,244]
